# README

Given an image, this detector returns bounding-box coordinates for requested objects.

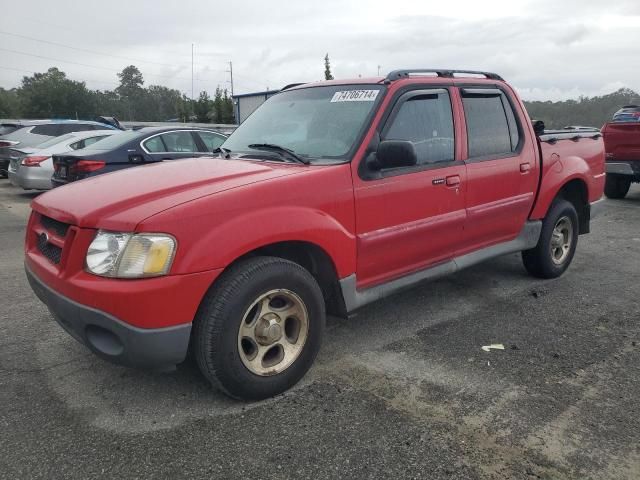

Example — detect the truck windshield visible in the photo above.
[222,85,385,161]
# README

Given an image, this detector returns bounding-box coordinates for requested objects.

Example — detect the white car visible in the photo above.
[8,130,120,190]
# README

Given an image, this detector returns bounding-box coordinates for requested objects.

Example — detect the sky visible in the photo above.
[1,0,639,101]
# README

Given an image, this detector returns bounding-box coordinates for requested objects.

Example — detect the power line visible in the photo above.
[0,47,228,84]
[0,65,119,87]
[0,30,211,70]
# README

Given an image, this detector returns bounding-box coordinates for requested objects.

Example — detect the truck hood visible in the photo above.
[31,157,310,230]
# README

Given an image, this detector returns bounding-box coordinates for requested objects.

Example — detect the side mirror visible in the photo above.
[374,140,417,170]
[533,120,545,136]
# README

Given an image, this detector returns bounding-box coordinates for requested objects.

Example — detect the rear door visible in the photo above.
[141,130,212,161]
[353,88,467,288]
[457,87,538,253]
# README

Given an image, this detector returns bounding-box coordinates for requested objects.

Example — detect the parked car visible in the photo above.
[0,119,121,178]
[25,69,605,400]
[611,105,640,123]
[8,130,120,191]
[602,120,640,198]
[562,125,600,132]
[51,127,227,186]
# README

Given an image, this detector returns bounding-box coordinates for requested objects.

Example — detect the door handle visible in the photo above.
[445,175,460,187]
[520,162,531,173]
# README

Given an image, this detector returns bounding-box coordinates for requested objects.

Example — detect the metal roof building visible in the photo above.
[233,90,280,124]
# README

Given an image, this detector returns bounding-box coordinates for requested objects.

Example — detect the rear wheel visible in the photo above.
[193,256,325,400]
[522,199,579,279]
[604,174,631,199]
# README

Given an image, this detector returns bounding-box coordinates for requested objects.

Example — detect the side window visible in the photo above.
[69,140,85,150]
[197,131,225,151]
[143,136,166,153]
[461,91,520,158]
[384,92,455,165]
[83,135,108,147]
[160,131,199,152]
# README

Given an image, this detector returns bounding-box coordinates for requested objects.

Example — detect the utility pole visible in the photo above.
[377,65,381,76]
[191,43,194,101]
[227,61,236,123]
[227,61,234,97]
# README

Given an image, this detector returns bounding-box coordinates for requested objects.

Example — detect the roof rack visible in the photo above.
[385,69,504,82]
[281,82,306,91]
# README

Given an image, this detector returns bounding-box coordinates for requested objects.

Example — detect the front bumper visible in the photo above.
[606,161,639,176]
[26,265,192,370]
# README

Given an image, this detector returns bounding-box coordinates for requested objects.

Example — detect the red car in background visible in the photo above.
[602,108,640,198]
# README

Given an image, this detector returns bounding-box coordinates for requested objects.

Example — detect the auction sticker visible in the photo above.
[330,90,379,102]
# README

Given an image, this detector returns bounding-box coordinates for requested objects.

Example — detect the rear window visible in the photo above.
[0,124,21,136]
[35,133,76,149]
[462,90,520,158]
[31,124,61,136]
[612,106,640,122]
[80,130,138,150]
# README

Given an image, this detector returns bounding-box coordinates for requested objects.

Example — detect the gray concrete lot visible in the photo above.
[1,180,639,480]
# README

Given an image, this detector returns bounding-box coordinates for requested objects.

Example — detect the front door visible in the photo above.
[352,88,467,289]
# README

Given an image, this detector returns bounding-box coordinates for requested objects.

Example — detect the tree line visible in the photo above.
[523,88,638,129]
[0,61,637,128]
[0,65,235,124]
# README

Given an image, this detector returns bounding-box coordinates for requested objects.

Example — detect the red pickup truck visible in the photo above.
[25,69,605,400]
[602,119,640,198]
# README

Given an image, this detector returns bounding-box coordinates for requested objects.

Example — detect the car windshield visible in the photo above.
[80,130,137,150]
[222,85,385,161]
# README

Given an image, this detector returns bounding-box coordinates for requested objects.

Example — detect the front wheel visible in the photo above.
[604,174,631,199]
[522,199,579,279]
[193,256,325,400]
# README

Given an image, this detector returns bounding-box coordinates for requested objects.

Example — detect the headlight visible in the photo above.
[86,230,177,278]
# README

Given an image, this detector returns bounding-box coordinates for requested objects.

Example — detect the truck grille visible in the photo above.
[40,215,70,238]
[37,232,62,264]
[33,214,72,266]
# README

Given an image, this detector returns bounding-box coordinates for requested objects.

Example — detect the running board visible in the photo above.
[339,221,542,313]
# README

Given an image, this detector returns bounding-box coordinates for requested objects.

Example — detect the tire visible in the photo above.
[604,174,631,199]
[193,256,325,400]
[522,199,579,279]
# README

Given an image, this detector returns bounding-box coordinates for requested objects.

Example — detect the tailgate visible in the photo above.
[602,123,640,161]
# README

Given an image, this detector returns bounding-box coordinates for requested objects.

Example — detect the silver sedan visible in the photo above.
[8,130,120,190]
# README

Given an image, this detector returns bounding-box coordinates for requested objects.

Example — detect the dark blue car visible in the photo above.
[51,127,226,186]
[612,105,640,123]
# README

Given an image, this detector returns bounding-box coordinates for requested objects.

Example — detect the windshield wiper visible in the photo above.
[213,146,231,159]
[247,143,310,165]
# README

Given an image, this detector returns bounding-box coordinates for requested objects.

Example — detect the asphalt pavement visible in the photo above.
[1,180,639,480]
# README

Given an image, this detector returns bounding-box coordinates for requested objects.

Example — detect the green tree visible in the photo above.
[523,88,639,128]
[115,65,145,120]
[116,65,144,97]
[194,91,214,123]
[18,67,93,118]
[0,88,22,117]
[222,88,235,123]
[324,54,334,80]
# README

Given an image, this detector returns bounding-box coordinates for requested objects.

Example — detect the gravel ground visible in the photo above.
[1,180,639,480]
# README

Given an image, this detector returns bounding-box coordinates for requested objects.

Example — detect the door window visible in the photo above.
[197,131,225,151]
[462,91,520,158]
[143,135,166,153]
[384,92,454,165]
[159,131,199,152]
